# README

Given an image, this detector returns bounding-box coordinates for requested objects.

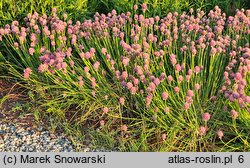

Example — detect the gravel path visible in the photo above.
[0,123,76,152]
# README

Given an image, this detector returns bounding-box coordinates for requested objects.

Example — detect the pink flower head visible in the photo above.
[103,107,109,114]
[135,66,143,75]
[121,71,128,80]
[121,125,128,132]
[70,60,74,67]
[131,87,137,94]
[141,3,147,12]
[198,126,206,136]
[167,75,173,83]
[203,112,211,122]
[164,107,170,113]
[93,61,100,70]
[174,86,180,93]
[38,64,48,73]
[84,66,89,73]
[119,97,125,106]
[235,72,242,81]
[217,130,223,140]
[122,57,130,66]
[184,102,189,110]
[186,75,191,81]
[79,80,84,87]
[175,64,182,72]
[134,5,138,10]
[187,69,193,75]
[178,75,183,82]
[194,66,201,74]
[153,78,160,86]
[126,82,133,89]
[230,110,238,119]
[14,42,19,48]
[161,134,167,141]
[162,92,168,100]
[52,8,57,13]
[149,82,156,91]
[101,48,107,55]
[85,52,91,59]
[29,47,35,55]
[187,90,194,97]
[23,68,32,79]
[194,83,200,90]
[80,52,85,58]
[100,120,105,126]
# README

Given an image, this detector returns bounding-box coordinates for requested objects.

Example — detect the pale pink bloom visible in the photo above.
[153,78,160,86]
[178,75,183,82]
[52,8,57,13]
[85,52,91,59]
[187,90,194,97]
[235,72,242,81]
[149,82,156,91]
[135,66,143,75]
[141,3,147,12]
[23,68,32,79]
[174,87,180,93]
[186,75,191,81]
[195,83,200,90]
[51,41,56,46]
[167,75,173,83]
[164,107,170,113]
[61,62,67,69]
[70,60,74,67]
[29,48,35,55]
[14,42,19,48]
[103,107,109,114]
[217,130,223,140]
[92,81,96,88]
[121,125,128,132]
[90,47,96,54]
[100,120,105,126]
[203,112,211,122]
[101,48,107,55]
[198,126,206,136]
[79,80,84,87]
[126,82,133,89]
[38,64,48,73]
[131,87,137,94]
[188,69,193,75]
[93,61,100,70]
[162,92,168,100]
[92,91,96,97]
[134,5,138,10]
[175,64,182,72]
[84,66,89,73]
[184,102,189,110]
[122,57,130,66]
[80,52,85,58]
[162,134,166,141]
[104,95,108,100]
[194,66,201,74]
[121,71,128,79]
[231,110,238,119]
[119,97,125,106]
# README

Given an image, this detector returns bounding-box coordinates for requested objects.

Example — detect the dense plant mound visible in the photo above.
[0,5,250,151]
